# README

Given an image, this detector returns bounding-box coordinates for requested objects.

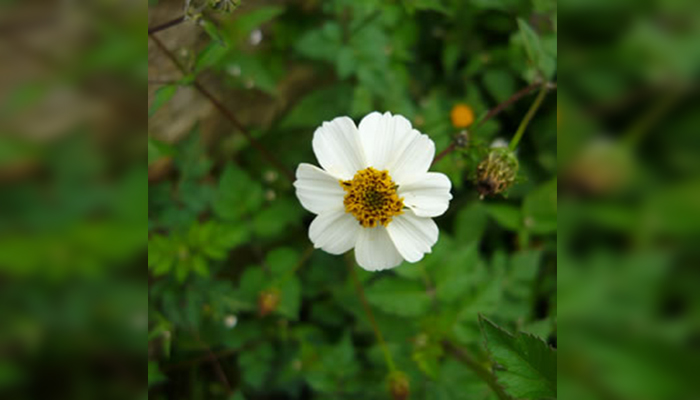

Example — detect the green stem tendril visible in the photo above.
[346,255,396,372]
[509,83,551,152]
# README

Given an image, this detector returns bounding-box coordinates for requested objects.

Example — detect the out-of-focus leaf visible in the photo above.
[213,163,264,221]
[148,361,166,387]
[479,316,556,399]
[487,204,522,231]
[227,6,285,39]
[194,42,230,73]
[148,85,178,117]
[279,84,353,129]
[522,179,557,234]
[148,138,175,165]
[365,277,431,317]
[239,343,274,389]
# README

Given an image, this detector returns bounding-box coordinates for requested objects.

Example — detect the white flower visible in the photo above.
[294,111,453,271]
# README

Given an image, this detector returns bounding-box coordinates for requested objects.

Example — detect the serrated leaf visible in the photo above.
[213,163,264,220]
[480,316,556,399]
[149,85,178,118]
[365,277,431,317]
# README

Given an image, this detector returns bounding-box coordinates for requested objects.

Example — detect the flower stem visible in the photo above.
[346,255,396,372]
[443,340,513,400]
[509,83,550,151]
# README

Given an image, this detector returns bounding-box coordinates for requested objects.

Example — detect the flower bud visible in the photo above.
[208,0,240,13]
[387,371,410,400]
[258,289,280,317]
[475,147,519,198]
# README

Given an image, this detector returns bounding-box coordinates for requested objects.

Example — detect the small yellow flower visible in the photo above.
[450,104,475,128]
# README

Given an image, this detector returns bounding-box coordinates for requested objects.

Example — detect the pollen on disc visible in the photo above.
[339,167,404,228]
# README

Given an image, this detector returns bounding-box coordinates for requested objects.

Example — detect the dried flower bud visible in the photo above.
[388,371,410,400]
[209,0,240,13]
[258,289,280,317]
[455,130,470,148]
[475,147,519,198]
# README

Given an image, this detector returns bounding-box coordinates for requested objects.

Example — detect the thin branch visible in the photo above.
[432,142,456,165]
[148,15,186,35]
[148,79,178,85]
[192,332,232,395]
[442,340,513,400]
[148,33,295,182]
[432,82,556,164]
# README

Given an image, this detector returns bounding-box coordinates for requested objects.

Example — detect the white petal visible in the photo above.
[354,225,403,271]
[389,131,435,185]
[358,111,412,170]
[294,163,345,214]
[398,172,453,217]
[312,116,366,180]
[309,209,360,255]
[386,211,439,263]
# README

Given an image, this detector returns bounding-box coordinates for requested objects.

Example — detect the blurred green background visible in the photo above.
[0,0,699,399]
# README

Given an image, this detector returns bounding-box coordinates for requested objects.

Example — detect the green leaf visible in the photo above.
[295,22,342,62]
[479,316,557,399]
[516,18,557,81]
[266,247,300,276]
[277,276,301,320]
[483,69,517,104]
[239,343,274,389]
[201,19,227,45]
[194,42,230,73]
[279,84,353,129]
[365,277,431,317]
[523,179,557,234]
[147,138,175,165]
[455,202,489,245]
[148,361,166,387]
[228,6,285,39]
[213,163,264,221]
[433,243,479,302]
[487,204,523,231]
[149,85,178,118]
[251,201,301,238]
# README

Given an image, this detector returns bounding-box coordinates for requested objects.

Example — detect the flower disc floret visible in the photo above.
[340,167,404,228]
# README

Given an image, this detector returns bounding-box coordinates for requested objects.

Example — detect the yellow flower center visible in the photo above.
[340,167,404,228]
